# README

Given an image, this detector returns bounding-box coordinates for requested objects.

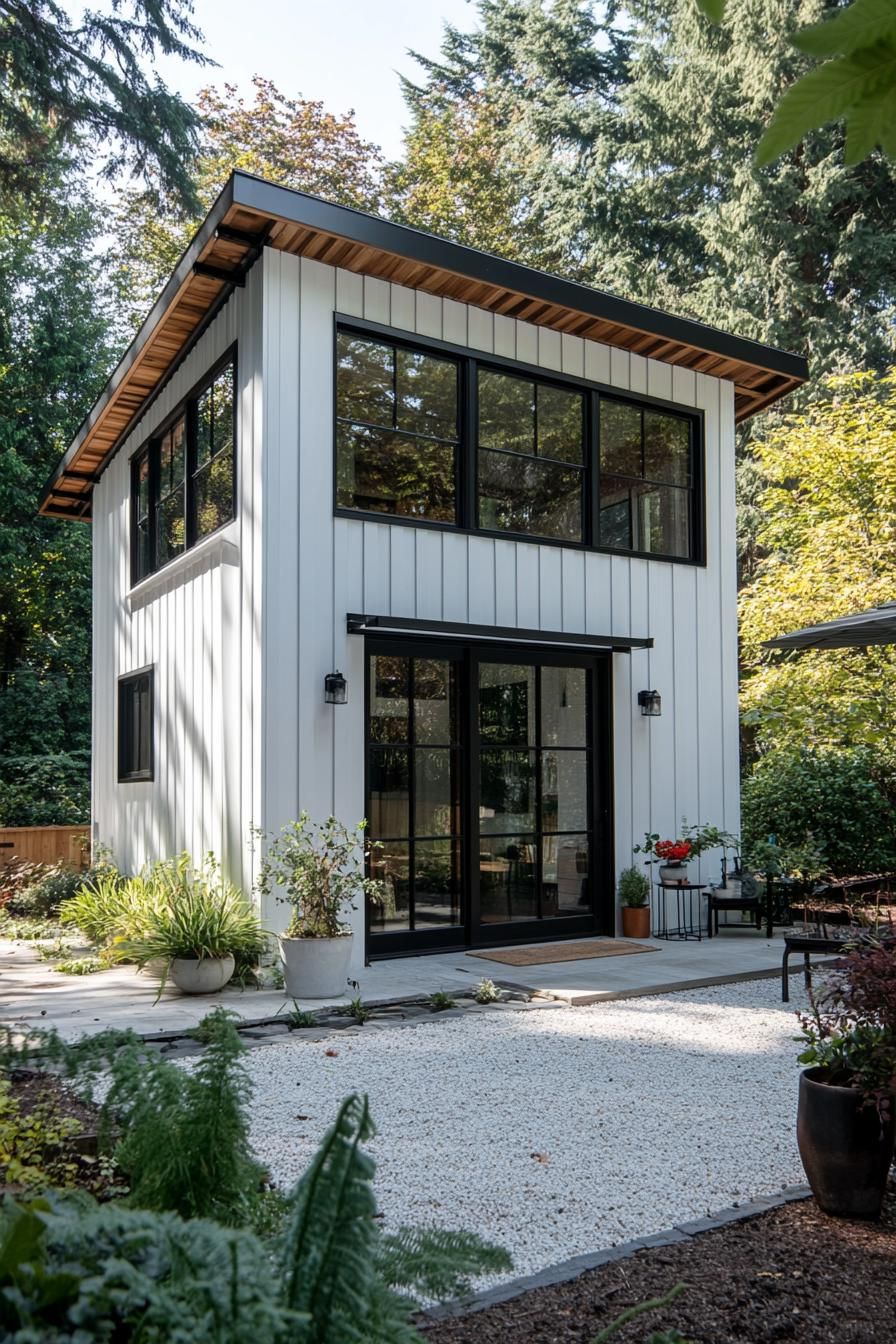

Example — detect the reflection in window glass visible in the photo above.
[337,332,459,521]
[599,399,693,558]
[367,654,463,935]
[194,364,235,541]
[477,368,585,542]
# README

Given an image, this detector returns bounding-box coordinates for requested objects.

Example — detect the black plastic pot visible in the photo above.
[797,1067,895,1219]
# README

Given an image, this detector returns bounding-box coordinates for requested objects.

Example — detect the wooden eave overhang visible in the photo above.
[39,170,808,521]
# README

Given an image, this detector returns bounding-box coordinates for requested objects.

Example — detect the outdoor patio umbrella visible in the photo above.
[764,601,896,650]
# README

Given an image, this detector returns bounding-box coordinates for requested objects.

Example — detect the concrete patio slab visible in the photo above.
[0,928,831,1040]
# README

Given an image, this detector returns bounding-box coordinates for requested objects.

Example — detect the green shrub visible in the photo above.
[8,866,85,919]
[618,865,650,908]
[0,750,90,826]
[122,854,267,983]
[741,747,896,877]
[0,1090,510,1343]
[59,866,139,950]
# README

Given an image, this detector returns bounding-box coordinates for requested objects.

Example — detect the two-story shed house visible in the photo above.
[39,172,807,965]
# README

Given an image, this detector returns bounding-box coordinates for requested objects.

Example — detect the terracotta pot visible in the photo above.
[797,1067,896,1219]
[621,905,650,939]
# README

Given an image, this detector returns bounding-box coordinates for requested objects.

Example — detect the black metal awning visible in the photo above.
[346,614,651,653]
[764,601,896,651]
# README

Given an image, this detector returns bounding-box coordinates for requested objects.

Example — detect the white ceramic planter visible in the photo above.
[170,954,235,994]
[279,933,353,999]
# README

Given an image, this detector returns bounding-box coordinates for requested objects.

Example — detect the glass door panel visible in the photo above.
[367,651,462,941]
[476,659,592,932]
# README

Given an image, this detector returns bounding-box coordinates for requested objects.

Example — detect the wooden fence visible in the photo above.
[0,825,90,870]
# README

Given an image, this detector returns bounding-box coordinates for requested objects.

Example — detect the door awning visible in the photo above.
[346,614,651,653]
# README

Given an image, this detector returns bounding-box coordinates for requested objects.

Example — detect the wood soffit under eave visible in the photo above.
[38,200,805,520]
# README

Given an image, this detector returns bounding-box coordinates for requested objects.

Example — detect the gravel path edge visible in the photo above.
[419,1184,813,1325]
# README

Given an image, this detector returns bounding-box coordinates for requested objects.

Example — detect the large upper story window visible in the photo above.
[131,352,236,584]
[599,399,693,559]
[334,321,703,563]
[336,331,459,521]
[478,369,585,542]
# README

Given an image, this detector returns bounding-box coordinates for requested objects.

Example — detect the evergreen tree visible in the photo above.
[112,78,386,332]
[398,0,896,381]
[0,163,115,819]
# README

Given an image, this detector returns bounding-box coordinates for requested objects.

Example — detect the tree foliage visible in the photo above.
[697,0,896,164]
[112,77,385,331]
[739,369,896,755]
[0,162,115,815]
[0,0,208,209]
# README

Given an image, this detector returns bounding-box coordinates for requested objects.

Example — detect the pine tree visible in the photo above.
[398,0,896,381]
[0,0,208,209]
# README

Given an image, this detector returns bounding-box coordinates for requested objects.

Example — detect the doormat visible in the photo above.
[467,939,657,967]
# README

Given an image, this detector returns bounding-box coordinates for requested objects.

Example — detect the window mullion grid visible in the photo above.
[186,395,198,550]
[534,667,543,922]
[462,357,477,529]
[408,658,416,932]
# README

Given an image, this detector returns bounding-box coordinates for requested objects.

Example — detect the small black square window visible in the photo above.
[118,669,154,782]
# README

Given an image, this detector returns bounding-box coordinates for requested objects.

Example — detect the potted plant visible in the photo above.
[795,935,896,1218]
[618,866,651,938]
[255,814,384,999]
[124,853,267,995]
[633,833,692,884]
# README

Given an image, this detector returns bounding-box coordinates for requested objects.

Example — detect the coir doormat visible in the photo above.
[467,938,657,967]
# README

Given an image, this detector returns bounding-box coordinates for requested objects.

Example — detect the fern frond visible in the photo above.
[380,1225,512,1302]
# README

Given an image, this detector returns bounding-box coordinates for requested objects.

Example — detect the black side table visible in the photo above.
[652,880,709,941]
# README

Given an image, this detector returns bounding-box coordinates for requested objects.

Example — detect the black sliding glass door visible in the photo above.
[365,640,611,956]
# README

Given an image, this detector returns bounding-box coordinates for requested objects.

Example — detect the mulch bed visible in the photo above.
[422,1185,896,1344]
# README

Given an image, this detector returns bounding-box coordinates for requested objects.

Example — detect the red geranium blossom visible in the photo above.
[654,840,692,862]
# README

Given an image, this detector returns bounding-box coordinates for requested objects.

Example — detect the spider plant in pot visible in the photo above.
[618,866,651,939]
[796,934,896,1219]
[123,853,268,997]
[254,815,385,999]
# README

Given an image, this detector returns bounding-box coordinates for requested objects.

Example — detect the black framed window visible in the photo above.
[336,331,459,521]
[334,319,703,564]
[366,651,463,935]
[477,368,585,543]
[118,669,153,782]
[599,399,693,559]
[131,349,237,584]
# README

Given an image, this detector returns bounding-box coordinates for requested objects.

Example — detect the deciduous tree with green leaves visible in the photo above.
[111,77,385,332]
[696,0,896,163]
[739,368,896,756]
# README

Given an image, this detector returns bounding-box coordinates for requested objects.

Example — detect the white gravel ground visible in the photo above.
[245,979,810,1286]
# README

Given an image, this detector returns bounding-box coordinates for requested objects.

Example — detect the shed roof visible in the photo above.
[39,170,808,521]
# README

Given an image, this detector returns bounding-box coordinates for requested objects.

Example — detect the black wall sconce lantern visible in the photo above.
[324,670,347,705]
[637,689,662,717]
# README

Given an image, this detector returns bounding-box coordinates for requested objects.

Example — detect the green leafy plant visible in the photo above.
[5,864,86,919]
[33,939,72,962]
[695,0,896,165]
[473,978,500,1004]
[345,995,372,1024]
[427,990,456,1012]
[798,936,896,1107]
[121,854,268,989]
[53,957,103,976]
[0,1079,82,1194]
[742,747,895,877]
[0,1092,510,1342]
[618,866,650,909]
[255,814,385,939]
[59,865,141,950]
[284,1003,318,1030]
[0,916,66,941]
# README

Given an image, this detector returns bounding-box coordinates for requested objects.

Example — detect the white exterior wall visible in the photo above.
[92,248,739,947]
[260,252,741,957]
[91,264,264,896]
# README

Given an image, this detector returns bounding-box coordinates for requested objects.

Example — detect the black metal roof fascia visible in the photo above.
[38,175,237,512]
[232,172,809,383]
[346,613,651,653]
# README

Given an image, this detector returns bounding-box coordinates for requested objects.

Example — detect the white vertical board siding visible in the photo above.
[255,262,741,962]
[90,263,264,898]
